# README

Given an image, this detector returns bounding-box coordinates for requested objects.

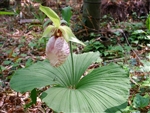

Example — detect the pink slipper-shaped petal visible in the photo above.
[46,36,70,67]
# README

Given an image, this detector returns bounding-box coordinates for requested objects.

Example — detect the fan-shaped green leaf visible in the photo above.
[44,52,100,87]
[41,63,130,113]
[10,52,99,92]
[10,52,130,113]
[10,60,57,92]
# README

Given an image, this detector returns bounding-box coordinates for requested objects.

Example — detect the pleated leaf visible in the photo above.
[10,52,99,92]
[10,52,130,113]
[41,63,130,113]
[10,60,57,92]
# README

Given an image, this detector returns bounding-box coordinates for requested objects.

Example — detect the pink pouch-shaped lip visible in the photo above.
[46,36,70,67]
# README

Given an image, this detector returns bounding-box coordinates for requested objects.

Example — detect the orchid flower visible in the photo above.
[40,5,85,67]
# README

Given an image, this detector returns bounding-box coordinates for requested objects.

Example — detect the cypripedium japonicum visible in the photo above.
[40,5,85,67]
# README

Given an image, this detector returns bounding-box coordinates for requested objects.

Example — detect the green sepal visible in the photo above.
[40,5,60,27]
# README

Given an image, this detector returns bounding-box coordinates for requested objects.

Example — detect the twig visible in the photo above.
[19,18,49,24]
[104,57,126,63]
[130,77,140,86]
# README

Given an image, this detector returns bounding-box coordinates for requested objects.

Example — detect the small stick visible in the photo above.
[19,18,49,24]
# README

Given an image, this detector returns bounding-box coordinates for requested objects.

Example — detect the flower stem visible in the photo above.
[69,41,75,87]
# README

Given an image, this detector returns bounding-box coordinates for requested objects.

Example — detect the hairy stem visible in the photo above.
[69,42,75,87]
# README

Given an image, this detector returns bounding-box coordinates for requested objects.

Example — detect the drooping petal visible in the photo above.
[42,25,56,38]
[59,26,85,46]
[46,36,70,67]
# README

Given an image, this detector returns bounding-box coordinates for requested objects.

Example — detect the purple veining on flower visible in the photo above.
[46,36,70,67]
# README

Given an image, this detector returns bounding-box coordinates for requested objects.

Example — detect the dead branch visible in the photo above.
[19,18,49,24]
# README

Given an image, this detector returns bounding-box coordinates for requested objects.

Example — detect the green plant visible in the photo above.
[10,5,130,113]
[33,10,46,23]
[104,45,124,56]
[141,78,150,87]
[129,29,150,44]
[123,93,150,113]
[83,39,106,52]
[119,22,144,31]
[0,11,14,15]
[146,14,150,30]
[32,10,50,28]
[132,93,150,109]
[61,6,72,26]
